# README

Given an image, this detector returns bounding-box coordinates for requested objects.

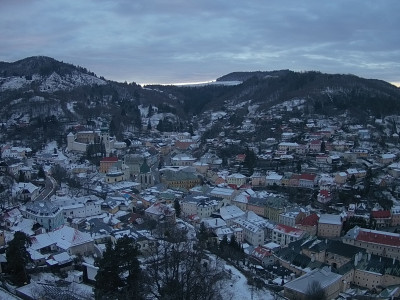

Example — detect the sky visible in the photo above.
[0,0,399,86]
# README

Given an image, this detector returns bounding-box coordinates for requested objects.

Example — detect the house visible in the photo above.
[181,195,219,219]
[278,142,299,152]
[317,214,342,238]
[391,205,400,226]
[160,169,201,190]
[371,210,391,228]
[99,157,118,173]
[265,172,282,186]
[342,226,400,260]
[352,253,400,290]
[264,196,289,223]
[226,173,247,188]
[279,209,306,227]
[298,173,317,188]
[283,267,343,300]
[30,225,95,256]
[272,224,306,247]
[219,205,245,226]
[335,172,348,185]
[380,153,396,164]
[14,182,40,201]
[249,246,276,267]
[21,201,64,231]
[317,190,332,204]
[145,202,176,224]
[296,213,319,236]
[59,196,103,221]
[232,218,264,246]
[250,172,265,187]
[171,153,196,166]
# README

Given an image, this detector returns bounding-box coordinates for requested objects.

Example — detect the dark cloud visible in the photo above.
[0,0,399,85]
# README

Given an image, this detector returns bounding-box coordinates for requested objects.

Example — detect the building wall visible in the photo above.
[383,273,400,287]
[265,206,284,223]
[296,224,317,236]
[181,202,197,217]
[342,238,400,261]
[22,209,64,231]
[232,200,247,211]
[317,223,342,238]
[301,248,325,263]
[69,241,95,256]
[247,203,265,217]
[354,269,382,290]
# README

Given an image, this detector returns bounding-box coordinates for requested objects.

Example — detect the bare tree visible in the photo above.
[306,280,326,300]
[142,226,227,300]
[31,281,93,300]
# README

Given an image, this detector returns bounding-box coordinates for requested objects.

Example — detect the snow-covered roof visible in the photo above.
[30,225,93,251]
[319,214,342,225]
[220,205,245,221]
[284,267,342,293]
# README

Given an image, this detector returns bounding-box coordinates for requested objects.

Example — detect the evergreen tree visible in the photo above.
[320,140,326,153]
[18,171,26,183]
[95,242,123,298]
[174,199,181,218]
[6,231,32,286]
[95,237,143,299]
[38,166,46,179]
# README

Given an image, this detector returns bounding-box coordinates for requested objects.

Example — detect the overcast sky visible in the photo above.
[0,0,399,86]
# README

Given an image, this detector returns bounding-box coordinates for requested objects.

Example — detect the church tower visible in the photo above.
[100,122,111,156]
[138,159,153,188]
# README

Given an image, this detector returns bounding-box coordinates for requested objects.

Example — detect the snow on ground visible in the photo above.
[67,102,76,114]
[40,141,69,162]
[0,287,20,299]
[221,264,275,300]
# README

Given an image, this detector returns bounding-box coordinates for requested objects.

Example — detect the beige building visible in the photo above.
[283,267,342,300]
[342,226,400,260]
[226,173,247,187]
[317,214,342,238]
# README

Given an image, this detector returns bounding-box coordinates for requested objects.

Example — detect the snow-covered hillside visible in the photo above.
[39,71,106,92]
[0,71,106,92]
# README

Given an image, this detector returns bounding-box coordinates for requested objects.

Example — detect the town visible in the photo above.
[1,89,400,300]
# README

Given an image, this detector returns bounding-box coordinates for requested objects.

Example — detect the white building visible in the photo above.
[233,218,264,246]
[226,173,247,187]
[266,172,283,186]
[219,205,246,226]
[272,224,305,247]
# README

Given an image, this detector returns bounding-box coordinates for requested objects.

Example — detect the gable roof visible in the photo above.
[371,210,391,218]
[297,213,319,226]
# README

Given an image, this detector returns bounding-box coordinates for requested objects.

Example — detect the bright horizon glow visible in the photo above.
[391,82,400,88]
[140,80,216,87]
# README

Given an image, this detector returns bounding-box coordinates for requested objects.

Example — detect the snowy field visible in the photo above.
[221,264,276,300]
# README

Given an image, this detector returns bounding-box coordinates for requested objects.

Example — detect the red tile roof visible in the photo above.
[101,157,118,162]
[356,229,400,247]
[319,190,330,197]
[371,210,391,219]
[297,213,319,226]
[300,173,317,181]
[251,246,273,261]
[274,224,304,236]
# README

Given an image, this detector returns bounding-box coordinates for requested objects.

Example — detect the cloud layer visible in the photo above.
[0,0,399,85]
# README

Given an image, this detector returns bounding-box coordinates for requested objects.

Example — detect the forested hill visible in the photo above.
[1,56,400,131]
